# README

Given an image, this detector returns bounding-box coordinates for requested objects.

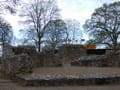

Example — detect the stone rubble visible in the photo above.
[15,73,120,86]
[16,73,120,80]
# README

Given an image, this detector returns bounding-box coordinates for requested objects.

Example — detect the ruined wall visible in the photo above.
[71,49,120,67]
[12,46,43,67]
[43,44,86,66]
[59,44,86,64]
[43,48,62,67]
[2,44,87,73]
[3,54,32,76]
[1,43,42,76]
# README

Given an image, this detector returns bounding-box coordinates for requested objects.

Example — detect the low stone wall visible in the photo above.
[43,45,86,66]
[59,45,86,63]
[1,43,40,76]
[2,54,33,76]
[71,50,120,67]
[15,74,120,86]
[12,45,43,67]
[43,48,62,67]
[71,55,105,67]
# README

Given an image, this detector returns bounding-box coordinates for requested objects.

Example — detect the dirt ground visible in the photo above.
[33,66,120,76]
[1,66,120,90]
[0,80,120,90]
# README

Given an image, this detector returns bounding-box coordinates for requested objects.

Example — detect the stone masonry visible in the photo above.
[1,43,36,76]
[71,49,120,67]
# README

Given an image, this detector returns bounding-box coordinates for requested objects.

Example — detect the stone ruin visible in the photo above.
[71,49,120,67]
[16,73,120,86]
[0,44,85,76]
[43,48,63,67]
[1,43,120,86]
[42,44,86,66]
[1,44,83,75]
[1,43,42,76]
[2,43,120,77]
[59,44,86,63]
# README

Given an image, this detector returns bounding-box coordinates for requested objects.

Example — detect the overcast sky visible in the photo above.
[58,0,119,25]
[2,0,120,39]
[58,0,119,40]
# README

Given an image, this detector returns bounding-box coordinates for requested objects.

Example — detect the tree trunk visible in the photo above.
[38,38,41,53]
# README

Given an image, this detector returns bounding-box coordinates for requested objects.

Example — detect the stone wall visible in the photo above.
[71,50,120,67]
[43,44,86,66]
[15,74,120,86]
[43,48,62,67]
[1,43,42,76]
[59,44,86,64]
[3,54,32,76]
[2,44,87,73]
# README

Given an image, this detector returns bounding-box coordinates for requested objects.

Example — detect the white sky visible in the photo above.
[57,0,119,40]
[58,0,119,25]
[2,0,120,39]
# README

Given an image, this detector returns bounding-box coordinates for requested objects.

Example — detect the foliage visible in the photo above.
[84,1,120,48]
[44,19,68,49]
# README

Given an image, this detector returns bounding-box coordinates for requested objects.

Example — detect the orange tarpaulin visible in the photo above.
[84,45,96,49]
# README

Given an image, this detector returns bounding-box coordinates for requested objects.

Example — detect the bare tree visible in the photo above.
[43,19,68,49]
[0,0,21,14]
[0,17,12,46]
[20,0,60,52]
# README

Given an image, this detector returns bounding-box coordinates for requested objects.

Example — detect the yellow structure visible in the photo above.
[84,45,96,49]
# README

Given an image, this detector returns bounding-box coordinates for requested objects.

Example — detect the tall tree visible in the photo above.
[84,2,120,48]
[0,17,12,46]
[0,0,21,14]
[43,19,68,49]
[20,0,60,52]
